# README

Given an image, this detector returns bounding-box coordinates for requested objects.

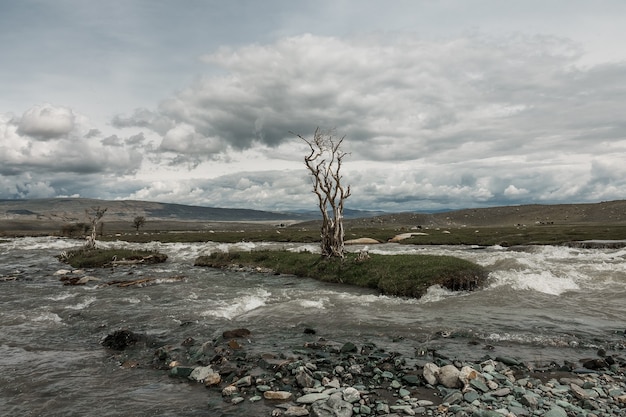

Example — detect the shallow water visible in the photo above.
[1,237,625,416]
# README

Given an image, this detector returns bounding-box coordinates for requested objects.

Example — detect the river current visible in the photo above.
[1,237,625,416]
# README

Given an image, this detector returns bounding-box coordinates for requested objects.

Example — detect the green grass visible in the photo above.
[58,248,167,268]
[195,250,487,298]
[101,224,626,246]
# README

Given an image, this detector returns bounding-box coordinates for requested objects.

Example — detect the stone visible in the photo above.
[169,366,195,378]
[235,375,252,387]
[520,394,538,409]
[437,364,461,388]
[285,406,310,416]
[264,391,293,401]
[402,375,421,386]
[342,387,360,403]
[188,365,214,382]
[423,363,439,386]
[398,388,411,398]
[459,366,479,386]
[496,356,521,366]
[463,390,480,403]
[221,385,238,396]
[101,329,140,350]
[390,404,415,415]
[469,378,489,393]
[296,393,330,404]
[442,390,463,405]
[491,387,510,397]
[222,328,251,338]
[296,367,316,388]
[231,396,244,404]
[543,406,567,417]
[340,342,357,353]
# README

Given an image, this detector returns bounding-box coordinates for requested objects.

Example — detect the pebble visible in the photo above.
[154,334,626,417]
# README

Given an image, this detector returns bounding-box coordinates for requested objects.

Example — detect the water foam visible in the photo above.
[489,270,579,295]
[65,297,97,310]
[201,289,271,320]
[32,312,64,324]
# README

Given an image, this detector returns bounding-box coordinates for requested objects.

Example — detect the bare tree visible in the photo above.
[132,216,146,232]
[85,206,107,249]
[294,128,351,258]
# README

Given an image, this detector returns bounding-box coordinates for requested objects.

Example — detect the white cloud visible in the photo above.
[17,104,76,139]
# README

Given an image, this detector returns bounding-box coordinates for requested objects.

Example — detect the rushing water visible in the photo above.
[1,237,625,416]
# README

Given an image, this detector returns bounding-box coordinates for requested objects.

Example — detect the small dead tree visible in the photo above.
[294,128,351,258]
[85,206,107,249]
[132,216,146,232]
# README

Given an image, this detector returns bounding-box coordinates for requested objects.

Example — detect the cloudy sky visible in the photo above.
[2,1,626,212]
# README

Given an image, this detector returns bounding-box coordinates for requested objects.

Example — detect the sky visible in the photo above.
[2,0,626,212]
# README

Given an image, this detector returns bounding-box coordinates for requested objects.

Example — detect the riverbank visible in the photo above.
[108,326,626,417]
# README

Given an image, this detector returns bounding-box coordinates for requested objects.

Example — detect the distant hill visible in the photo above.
[345,200,626,228]
[0,198,313,223]
[1,198,626,236]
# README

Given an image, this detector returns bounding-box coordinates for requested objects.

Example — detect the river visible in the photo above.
[1,237,625,416]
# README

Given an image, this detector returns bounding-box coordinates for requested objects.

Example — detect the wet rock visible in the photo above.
[285,406,310,416]
[101,329,140,350]
[297,393,330,404]
[222,328,251,338]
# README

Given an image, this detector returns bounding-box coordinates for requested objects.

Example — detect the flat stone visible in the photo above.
[296,392,330,404]
[264,391,293,401]
[470,379,489,393]
[442,391,463,405]
[543,406,567,417]
[285,406,310,416]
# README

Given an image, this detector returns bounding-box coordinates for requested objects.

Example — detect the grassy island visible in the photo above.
[58,248,168,268]
[195,250,487,298]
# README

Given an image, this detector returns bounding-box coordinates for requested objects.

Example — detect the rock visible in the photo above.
[204,372,221,386]
[101,329,140,350]
[231,396,244,404]
[297,393,330,404]
[222,328,251,338]
[284,406,310,416]
[235,375,252,387]
[520,393,539,409]
[543,406,567,417]
[442,390,463,405]
[188,365,215,382]
[264,391,293,401]
[459,366,479,386]
[295,367,316,388]
[221,385,238,396]
[423,362,439,386]
[437,364,461,388]
[344,237,381,245]
[310,393,352,417]
[469,378,489,393]
[342,387,360,403]
[495,356,521,366]
[77,276,100,284]
[340,342,357,353]
[402,375,421,386]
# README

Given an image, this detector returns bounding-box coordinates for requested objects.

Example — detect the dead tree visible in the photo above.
[294,128,351,258]
[85,206,107,249]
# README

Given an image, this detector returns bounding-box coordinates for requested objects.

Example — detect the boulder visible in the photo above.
[423,362,439,386]
[344,237,380,245]
[437,364,461,388]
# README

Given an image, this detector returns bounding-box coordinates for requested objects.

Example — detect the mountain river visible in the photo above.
[1,237,625,416]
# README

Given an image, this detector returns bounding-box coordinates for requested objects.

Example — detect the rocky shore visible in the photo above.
[104,328,626,416]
